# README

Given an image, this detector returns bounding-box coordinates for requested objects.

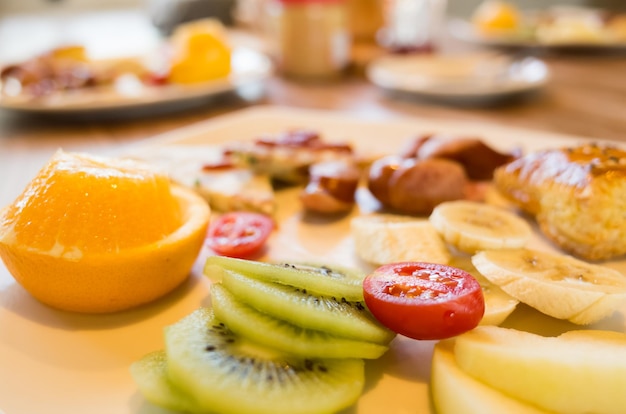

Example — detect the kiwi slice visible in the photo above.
[220,269,395,344]
[130,351,200,413]
[205,256,366,301]
[164,308,365,414]
[211,283,389,359]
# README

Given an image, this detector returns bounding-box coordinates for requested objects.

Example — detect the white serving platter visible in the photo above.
[0,106,624,414]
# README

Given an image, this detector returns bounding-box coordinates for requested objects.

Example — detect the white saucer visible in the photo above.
[366,52,550,104]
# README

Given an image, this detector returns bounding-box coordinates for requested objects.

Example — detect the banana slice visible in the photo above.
[472,248,626,325]
[429,200,532,254]
[450,256,520,326]
[351,214,451,266]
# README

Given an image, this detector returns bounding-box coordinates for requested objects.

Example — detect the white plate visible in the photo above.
[448,17,626,52]
[1,106,625,414]
[0,47,272,115]
[366,52,549,103]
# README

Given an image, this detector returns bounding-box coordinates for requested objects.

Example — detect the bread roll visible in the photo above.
[494,143,626,261]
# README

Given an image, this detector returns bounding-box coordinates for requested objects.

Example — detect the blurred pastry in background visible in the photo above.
[534,7,608,45]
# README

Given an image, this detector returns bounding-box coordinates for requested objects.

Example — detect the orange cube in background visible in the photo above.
[168,18,232,84]
[49,45,90,62]
[472,0,520,35]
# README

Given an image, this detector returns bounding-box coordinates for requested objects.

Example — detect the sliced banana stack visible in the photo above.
[429,201,532,254]
[351,214,451,266]
[472,248,626,325]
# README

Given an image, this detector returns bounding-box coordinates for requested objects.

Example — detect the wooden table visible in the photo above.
[1,11,626,208]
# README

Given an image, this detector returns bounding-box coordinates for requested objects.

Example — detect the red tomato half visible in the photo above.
[363,262,485,340]
[206,212,274,259]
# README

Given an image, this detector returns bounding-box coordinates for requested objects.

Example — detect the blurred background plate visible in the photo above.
[0,46,272,116]
[366,53,550,105]
[1,106,625,414]
[448,17,626,53]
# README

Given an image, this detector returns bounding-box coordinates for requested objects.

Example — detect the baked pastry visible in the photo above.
[494,143,626,261]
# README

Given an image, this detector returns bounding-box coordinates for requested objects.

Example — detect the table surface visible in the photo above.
[1,8,626,208]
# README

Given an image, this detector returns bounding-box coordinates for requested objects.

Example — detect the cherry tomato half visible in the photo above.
[363,262,484,340]
[206,212,274,259]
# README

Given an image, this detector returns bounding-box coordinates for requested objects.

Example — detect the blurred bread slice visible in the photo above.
[351,214,451,266]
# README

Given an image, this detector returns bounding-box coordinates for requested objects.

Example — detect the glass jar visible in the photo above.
[378,0,448,53]
[346,0,384,42]
[265,0,351,80]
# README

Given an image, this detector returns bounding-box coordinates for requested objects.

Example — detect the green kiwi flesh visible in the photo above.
[211,283,389,359]
[164,308,365,414]
[130,351,202,413]
[204,256,366,301]
[220,269,395,344]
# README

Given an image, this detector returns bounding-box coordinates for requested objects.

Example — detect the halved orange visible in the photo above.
[0,150,210,313]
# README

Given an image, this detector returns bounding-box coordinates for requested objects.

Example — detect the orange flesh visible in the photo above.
[1,152,182,256]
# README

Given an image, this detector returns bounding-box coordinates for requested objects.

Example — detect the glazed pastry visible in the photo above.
[494,143,626,261]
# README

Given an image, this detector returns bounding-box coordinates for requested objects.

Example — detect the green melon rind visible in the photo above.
[211,283,389,359]
[164,308,366,414]
[220,269,395,344]
[204,256,366,301]
[130,350,203,413]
